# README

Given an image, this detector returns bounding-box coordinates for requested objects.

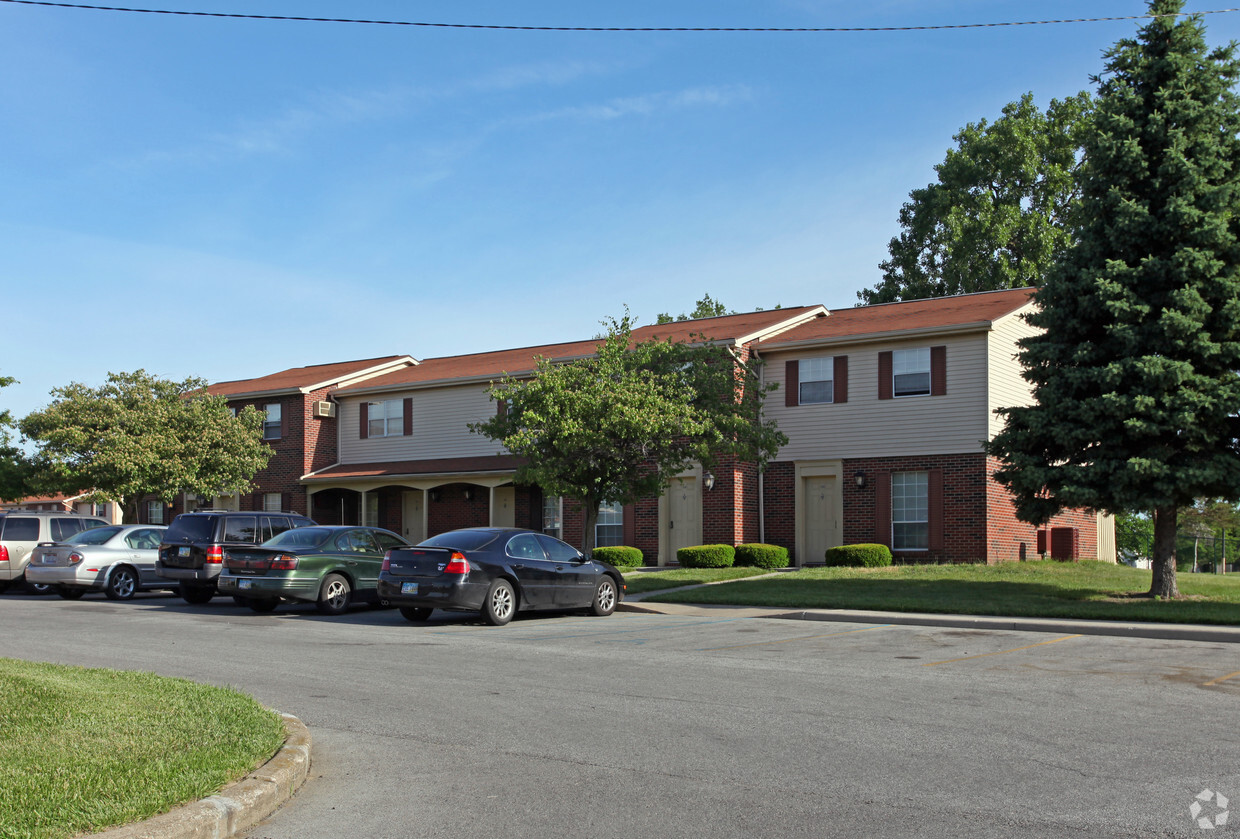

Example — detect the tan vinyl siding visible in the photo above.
[766,335,990,461]
[338,387,505,464]
[987,307,1038,440]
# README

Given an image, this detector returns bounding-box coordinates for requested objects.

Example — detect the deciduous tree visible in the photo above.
[20,370,274,523]
[470,314,786,553]
[0,374,32,502]
[986,0,1240,598]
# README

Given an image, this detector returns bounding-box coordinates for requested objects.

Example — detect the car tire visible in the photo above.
[482,579,516,626]
[399,606,433,622]
[589,577,618,617]
[105,567,138,601]
[56,587,85,600]
[247,598,280,613]
[316,574,351,616]
[179,583,215,605]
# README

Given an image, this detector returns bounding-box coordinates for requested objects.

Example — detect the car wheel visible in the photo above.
[482,579,516,626]
[179,583,215,605]
[56,586,86,600]
[105,567,138,601]
[399,606,433,622]
[316,574,351,616]
[589,577,618,617]
[247,598,280,613]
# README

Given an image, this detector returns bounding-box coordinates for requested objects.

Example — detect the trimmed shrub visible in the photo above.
[677,544,736,568]
[734,543,790,570]
[592,546,644,569]
[824,544,893,568]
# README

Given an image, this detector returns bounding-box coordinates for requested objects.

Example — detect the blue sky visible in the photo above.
[3,1,1240,422]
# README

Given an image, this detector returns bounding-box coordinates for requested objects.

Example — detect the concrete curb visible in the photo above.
[91,712,312,839]
[618,600,1240,643]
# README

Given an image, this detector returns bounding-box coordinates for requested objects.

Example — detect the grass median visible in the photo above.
[0,658,285,839]
[627,560,1240,624]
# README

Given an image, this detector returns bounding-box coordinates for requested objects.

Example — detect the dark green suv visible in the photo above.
[156,510,316,604]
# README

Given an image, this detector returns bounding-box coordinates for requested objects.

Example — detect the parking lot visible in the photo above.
[2,592,1237,838]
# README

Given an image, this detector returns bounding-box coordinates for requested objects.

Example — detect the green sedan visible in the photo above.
[219,526,410,615]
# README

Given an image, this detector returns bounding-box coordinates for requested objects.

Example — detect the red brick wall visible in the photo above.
[427,484,490,536]
[761,462,796,557]
[984,455,1100,561]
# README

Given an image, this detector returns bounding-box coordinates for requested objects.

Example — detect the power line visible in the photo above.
[2,0,1239,33]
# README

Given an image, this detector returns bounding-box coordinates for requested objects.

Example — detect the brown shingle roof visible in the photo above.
[303,455,526,481]
[757,288,1035,348]
[206,356,414,398]
[336,307,824,393]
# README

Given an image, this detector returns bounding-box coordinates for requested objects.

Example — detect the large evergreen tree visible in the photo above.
[986,0,1240,598]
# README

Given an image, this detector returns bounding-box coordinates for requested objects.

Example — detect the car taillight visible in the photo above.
[68,552,85,565]
[206,545,223,564]
[269,555,298,571]
[443,552,469,575]
[381,551,391,572]
[0,545,7,562]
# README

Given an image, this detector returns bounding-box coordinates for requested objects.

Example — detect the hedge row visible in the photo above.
[591,546,644,568]
[823,543,893,567]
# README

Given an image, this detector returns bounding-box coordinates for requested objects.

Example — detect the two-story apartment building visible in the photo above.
[298,290,1113,564]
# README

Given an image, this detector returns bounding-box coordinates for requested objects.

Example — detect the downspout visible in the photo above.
[756,345,766,545]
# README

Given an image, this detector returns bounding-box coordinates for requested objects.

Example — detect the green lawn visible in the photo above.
[0,659,285,839]
[632,561,1240,624]
[622,565,772,594]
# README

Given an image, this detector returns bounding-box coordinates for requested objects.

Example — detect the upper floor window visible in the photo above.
[798,357,834,404]
[263,403,282,440]
[892,348,931,397]
[367,399,405,438]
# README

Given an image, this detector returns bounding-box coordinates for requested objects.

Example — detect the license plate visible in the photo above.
[239,579,252,590]
[401,582,418,595]
[178,546,190,557]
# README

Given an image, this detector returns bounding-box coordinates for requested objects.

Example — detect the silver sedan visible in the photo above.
[26,525,171,600]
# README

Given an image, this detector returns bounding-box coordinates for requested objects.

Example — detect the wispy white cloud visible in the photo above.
[517,84,755,124]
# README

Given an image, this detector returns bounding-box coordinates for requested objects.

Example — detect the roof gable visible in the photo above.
[207,355,417,399]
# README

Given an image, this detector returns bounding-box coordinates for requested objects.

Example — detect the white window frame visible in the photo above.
[263,492,282,512]
[798,357,834,405]
[145,500,165,525]
[892,348,932,398]
[596,501,623,548]
[367,399,404,438]
[363,494,380,528]
[542,495,563,539]
[263,403,282,440]
[891,472,929,551]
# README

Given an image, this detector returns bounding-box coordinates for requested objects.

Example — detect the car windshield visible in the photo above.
[164,515,217,543]
[418,530,501,551]
[263,527,332,549]
[65,526,123,546]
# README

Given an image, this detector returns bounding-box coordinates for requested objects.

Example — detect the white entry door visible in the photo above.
[492,486,515,527]
[401,491,425,544]
[803,476,839,565]
[667,477,702,562]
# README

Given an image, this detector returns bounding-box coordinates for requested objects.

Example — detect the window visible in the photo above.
[891,472,929,550]
[542,495,563,539]
[90,503,109,517]
[798,357,834,404]
[264,403,282,440]
[0,517,38,541]
[223,515,259,542]
[145,501,165,525]
[51,518,85,541]
[596,502,623,548]
[364,494,379,528]
[367,399,404,438]
[537,533,580,562]
[263,492,282,512]
[892,348,931,397]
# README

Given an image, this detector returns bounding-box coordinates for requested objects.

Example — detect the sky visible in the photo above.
[3,0,1240,423]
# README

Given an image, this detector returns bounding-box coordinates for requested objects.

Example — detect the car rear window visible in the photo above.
[265,527,331,549]
[164,515,217,543]
[69,526,124,545]
[418,530,500,551]
[0,517,39,541]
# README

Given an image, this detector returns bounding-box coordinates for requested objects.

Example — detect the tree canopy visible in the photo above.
[860,91,1092,305]
[20,370,274,523]
[656,294,734,324]
[985,0,1240,598]
[0,374,32,502]
[470,314,787,553]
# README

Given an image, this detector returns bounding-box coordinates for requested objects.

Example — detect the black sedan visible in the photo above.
[376,527,625,626]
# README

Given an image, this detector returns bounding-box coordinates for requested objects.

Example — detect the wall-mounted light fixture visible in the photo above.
[428,489,441,503]
[463,488,474,501]
[854,471,866,488]
[703,471,715,491]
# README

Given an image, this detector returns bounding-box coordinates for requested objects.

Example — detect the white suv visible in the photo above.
[0,512,111,593]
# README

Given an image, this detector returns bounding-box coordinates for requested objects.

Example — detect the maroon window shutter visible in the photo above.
[497,398,507,418]
[251,492,262,511]
[282,492,292,514]
[359,402,369,439]
[931,346,947,396]
[928,469,944,552]
[875,471,891,547]
[279,401,287,438]
[785,360,799,407]
[833,355,848,404]
[878,352,893,400]
[403,398,413,436]
[622,504,636,547]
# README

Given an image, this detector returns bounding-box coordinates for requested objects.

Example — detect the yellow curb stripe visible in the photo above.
[700,624,893,651]
[1203,670,1240,687]
[923,634,1083,666]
